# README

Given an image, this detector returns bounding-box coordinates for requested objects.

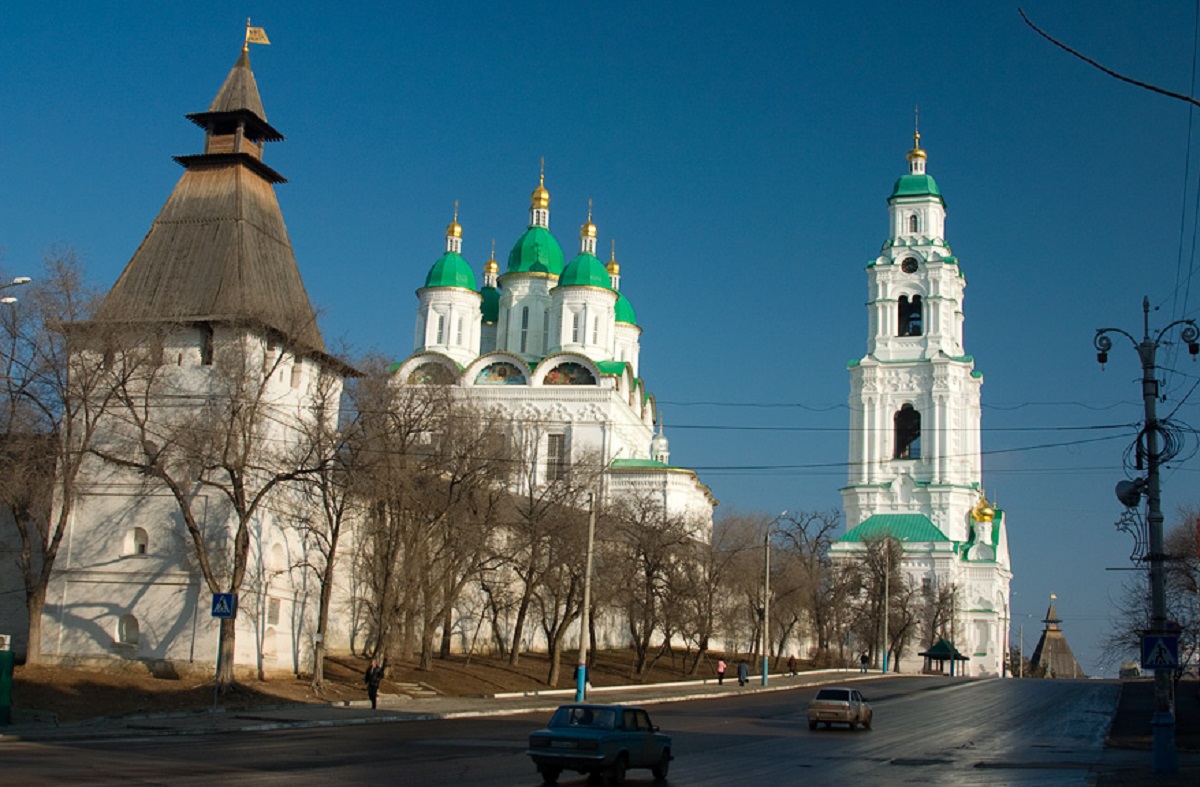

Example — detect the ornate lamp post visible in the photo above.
[1095,296,1199,775]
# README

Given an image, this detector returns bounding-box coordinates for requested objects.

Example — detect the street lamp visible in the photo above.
[1095,296,1199,775]
[0,276,31,305]
[762,510,786,687]
[575,493,597,702]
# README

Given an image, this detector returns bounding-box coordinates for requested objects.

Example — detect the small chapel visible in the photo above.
[831,133,1013,677]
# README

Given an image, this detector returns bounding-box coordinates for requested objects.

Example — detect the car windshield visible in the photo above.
[815,689,850,702]
[549,706,617,730]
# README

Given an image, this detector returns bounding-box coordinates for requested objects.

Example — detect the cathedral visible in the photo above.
[391,179,715,526]
[831,135,1013,676]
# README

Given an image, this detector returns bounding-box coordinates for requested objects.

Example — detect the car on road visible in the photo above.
[526,703,672,784]
[807,686,873,730]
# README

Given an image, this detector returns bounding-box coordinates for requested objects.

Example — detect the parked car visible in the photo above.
[526,703,672,784]
[807,686,873,730]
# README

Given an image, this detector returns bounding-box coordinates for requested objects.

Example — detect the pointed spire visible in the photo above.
[529,157,550,229]
[907,105,927,174]
[445,201,463,253]
[607,239,621,290]
[580,199,598,255]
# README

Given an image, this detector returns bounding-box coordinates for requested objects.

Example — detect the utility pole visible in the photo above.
[1095,297,1199,775]
[575,494,596,702]
[882,540,889,674]
[761,511,785,687]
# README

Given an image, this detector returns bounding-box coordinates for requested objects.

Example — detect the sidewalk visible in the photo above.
[0,668,866,742]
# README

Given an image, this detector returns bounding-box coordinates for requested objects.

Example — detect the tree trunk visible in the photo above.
[217,617,237,690]
[24,585,47,664]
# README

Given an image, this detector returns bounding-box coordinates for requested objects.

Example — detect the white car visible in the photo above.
[807,687,873,730]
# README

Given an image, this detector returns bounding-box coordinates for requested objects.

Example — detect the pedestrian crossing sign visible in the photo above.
[211,593,237,619]
[1140,634,1178,670]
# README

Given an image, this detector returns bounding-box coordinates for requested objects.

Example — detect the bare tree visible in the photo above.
[0,251,134,664]
[92,324,336,690]
[776,510,845,663]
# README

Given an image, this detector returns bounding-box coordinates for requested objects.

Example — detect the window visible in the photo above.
[435,314,446,344]
[201,325,214,365]
[572,311,581,343]
[547,433,568,482]
[125,527,149,556]
[894,404,921,459]
[520,307,529,353]
[921,577,932,593]
[542,310,550,353]
[455,316,464,346]
[898,295,923,336]
[290,359,303,388]
[118,614,139,646]
[267,597,281,626]
[592,316,599,344]
[909,214,919,232]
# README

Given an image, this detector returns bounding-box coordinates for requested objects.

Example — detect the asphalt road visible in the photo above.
[1,677,1120,786]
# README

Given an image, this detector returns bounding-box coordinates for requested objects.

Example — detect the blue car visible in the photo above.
[526,703,673,784]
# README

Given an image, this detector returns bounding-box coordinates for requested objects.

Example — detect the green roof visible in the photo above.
[595,360,628,376]
[507,226,564,275]
[889,173,944,205]
[839,514,951,543]
[558,253,612,288]
[480,285,499,323]
[610,457,671,470]
[615,292,638,325]
[424,251,477,290]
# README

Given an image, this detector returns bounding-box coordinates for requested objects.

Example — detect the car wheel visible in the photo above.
[808,719,817,730]
[864,718,872,730]
[538,765,561,784]
[652,749,671,781]
[849,720,857,731]
[608,754,628,785]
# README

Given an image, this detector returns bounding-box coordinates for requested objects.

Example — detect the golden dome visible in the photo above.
[531,172,550,210]
[484,239,499,275]
[971,494,995,523]
[581,200,597,239]
[446,201,462,239]
[607,240,620,275]
[907,131,926,161]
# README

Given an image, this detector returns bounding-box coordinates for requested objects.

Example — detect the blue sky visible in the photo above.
[4,2,1199,677]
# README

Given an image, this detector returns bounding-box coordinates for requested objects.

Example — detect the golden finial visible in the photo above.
[971,491,995,523]
[607,239,620,276]
[908,105,926,161]
[531,158,550,209]
[446,200,462,239]
[484,239,498,275]
[581,198,598,239]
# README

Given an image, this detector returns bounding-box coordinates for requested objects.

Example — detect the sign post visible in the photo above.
[211,594,237,708]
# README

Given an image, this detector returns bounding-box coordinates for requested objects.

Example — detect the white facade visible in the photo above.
[393,178,715,529]
[833,136,1012,677]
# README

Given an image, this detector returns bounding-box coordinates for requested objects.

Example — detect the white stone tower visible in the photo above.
[834,132,1012,677]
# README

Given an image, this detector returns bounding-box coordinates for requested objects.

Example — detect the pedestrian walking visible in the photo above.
[365,658,384,709]
[716,658,727,685]
[737,659,749,687]
[860,652,869,673]
[787,654,798,676]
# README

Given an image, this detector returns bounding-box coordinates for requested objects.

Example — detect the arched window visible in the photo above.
[520,307,530,353]
[898,295,923,337]
[435,313,446,344]
[270,543,286,575]
[909,213,920,233]
[572,311,582,343]
[118,614,140,646]
[894,404,921,459]
[124,527,149,556]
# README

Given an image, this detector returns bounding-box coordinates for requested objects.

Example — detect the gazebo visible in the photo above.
[919,638,970,676]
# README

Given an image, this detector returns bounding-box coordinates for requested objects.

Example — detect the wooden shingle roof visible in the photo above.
[94,50,323,353]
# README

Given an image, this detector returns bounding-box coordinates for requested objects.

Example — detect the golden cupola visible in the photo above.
[971,494,995,523]
[531,172,550,210]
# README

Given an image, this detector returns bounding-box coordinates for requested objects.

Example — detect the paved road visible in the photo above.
[0,677,1124,785]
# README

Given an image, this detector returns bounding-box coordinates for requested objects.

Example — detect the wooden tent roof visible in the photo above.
[1030,602,1087,678]
[92,49,324,353]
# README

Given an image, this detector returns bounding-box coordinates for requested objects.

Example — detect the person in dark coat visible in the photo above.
[860,652,869,673]
[787,654,798,676]
[737,660,749,686]
[365,659,384,709]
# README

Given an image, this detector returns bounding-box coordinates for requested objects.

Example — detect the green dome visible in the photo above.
[889,174,944,205]
[424,252,477,290]
[507,226,564,275]
[558,253,612,289]
[480,285,499,323]
[615,292,638,325]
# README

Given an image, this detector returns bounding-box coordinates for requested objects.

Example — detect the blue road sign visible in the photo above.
[211,593,237,619]
[1140,633,1179,670]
